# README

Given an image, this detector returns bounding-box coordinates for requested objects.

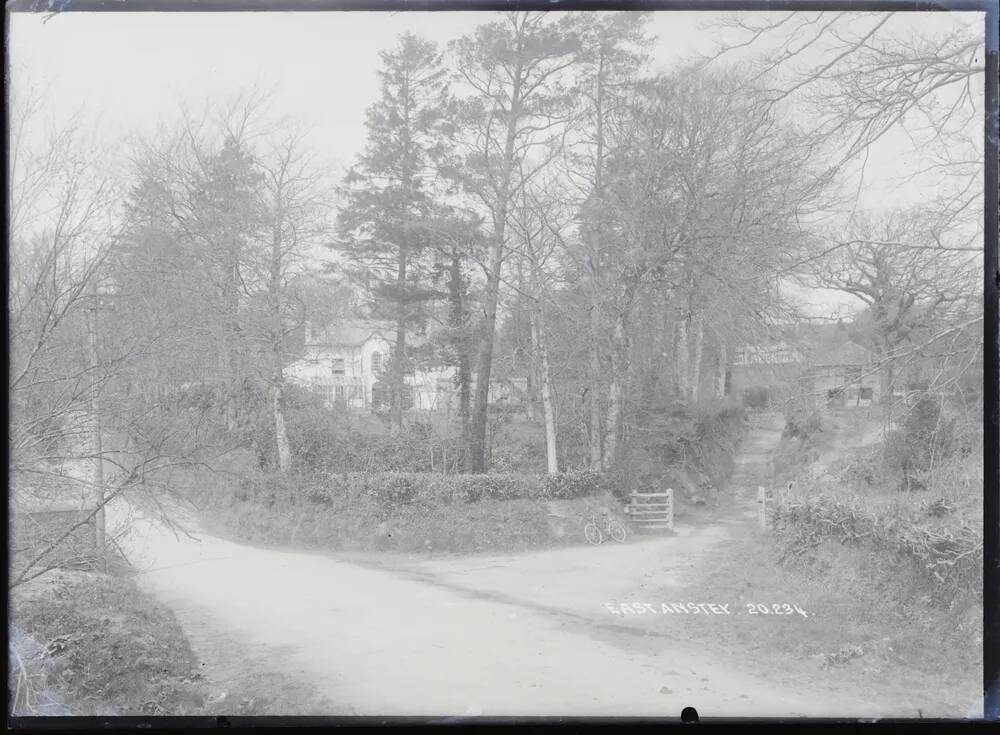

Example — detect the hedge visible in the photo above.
[236,468,605,508]
[771,496,982,595]
[200,468,625,554]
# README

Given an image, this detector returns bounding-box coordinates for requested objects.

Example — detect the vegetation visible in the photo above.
[9,571,207,715]
[193,469,626,554]
[9,12,981,537]
[7,8,985,715]
[659,510,981,715]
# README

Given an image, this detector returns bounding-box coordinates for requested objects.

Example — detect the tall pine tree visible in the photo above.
[337,33,451,432]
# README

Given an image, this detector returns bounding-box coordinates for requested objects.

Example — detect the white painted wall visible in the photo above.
[285,332,457,412]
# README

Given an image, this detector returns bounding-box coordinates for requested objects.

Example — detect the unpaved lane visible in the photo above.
[109,501,891,718]
[359,516,747,627]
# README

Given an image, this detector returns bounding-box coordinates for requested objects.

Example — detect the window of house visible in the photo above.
[313,383,334,404]
[331,358,345,376]
[859,387,874,400]
[371,352,382,374]
[845,365,863,383]
[334,385,346,401]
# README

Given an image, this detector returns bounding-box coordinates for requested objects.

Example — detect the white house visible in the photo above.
[284,319,457,412]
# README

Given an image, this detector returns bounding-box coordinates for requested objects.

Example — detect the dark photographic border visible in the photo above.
[4,0,997,728]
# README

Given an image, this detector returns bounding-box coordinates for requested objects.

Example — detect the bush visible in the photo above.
[742,386,772,410]
[771,494,981,598]
[782,407,824,441]
[200,469,621,554]
[543,469,603,499]
[883,394,958,492]
[616,398,745,500]
[231,470,552,510]
[10,572,207,715]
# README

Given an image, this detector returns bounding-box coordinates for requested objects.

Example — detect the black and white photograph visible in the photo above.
[7,3,993,721]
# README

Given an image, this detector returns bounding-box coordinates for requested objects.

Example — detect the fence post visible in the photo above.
[665,487,674,532]
[757,485,773,531]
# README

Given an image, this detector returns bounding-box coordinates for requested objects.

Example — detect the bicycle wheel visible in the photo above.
[584,523,603,545]
[607,519,627,543]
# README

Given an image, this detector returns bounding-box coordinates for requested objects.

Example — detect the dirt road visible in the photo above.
[109,494,905,719]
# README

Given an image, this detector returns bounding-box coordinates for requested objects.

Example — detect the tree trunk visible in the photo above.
[715,335,727,398]
[272,383,291,472]
[269,220,291,473]
[469,236,504,473]
[469,50,524,473]
[674,315,690,399]
[447,249,471,437]
[530,308,559,474]
[525,366,537,421]
[603,312,628,470]
[689,313,704,403]
[587,50,607,472]
[588,303,604,470]
[86,299,106,570]
[392,242,408,434]
[879,339,896,424]
[220,234,244,431]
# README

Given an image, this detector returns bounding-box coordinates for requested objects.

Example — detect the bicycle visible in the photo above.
[584,511,627,545]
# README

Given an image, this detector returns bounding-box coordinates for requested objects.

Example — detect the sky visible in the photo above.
[8,9,988,318]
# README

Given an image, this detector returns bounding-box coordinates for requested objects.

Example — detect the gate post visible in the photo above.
[665,487,674,532]
[757,486,773,531]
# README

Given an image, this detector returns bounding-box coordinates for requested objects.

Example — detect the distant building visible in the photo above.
[284,319,456,412]
[729,323,885,409]
[798,340,881,408]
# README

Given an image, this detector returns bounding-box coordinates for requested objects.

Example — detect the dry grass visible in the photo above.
[9,569,338,717]
[659,519,982,716]
[9,570,207,716]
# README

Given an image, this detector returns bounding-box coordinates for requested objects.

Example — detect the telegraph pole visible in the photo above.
[87,283,107,572]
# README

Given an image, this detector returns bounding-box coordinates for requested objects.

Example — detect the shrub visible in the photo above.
[883,394,959,492]
[615,398,745,499]
[771,494,981,598]
[782,407,823,441]
[742,386,772,410]
[201,469,623,554]
[543,469,603,499]
[10,572,207,715]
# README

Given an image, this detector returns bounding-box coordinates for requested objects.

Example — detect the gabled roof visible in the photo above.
[802,338,876,367]
[306,319,392,348]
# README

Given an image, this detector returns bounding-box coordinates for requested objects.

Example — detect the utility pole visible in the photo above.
[87,283,107,572]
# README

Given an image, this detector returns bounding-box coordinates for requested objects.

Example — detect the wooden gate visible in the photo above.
[624,489,674,533]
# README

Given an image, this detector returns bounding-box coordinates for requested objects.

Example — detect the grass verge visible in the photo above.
[657,517,982,716]
[9,570,207,716]
[193,471,630,555]
[9,569,337,716]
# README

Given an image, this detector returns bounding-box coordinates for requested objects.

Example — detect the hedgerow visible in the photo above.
[199,468,624,554]
[771,495,982,597]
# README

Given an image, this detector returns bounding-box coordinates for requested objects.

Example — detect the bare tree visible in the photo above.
[706,12,985,217]
[508,177,570,475]
[799,208,979,411]
[255,131,334,472]
[8,83,122,562]
[450,11,579,472]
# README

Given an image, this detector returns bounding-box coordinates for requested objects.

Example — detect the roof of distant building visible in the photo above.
[306,319,392,348]
[734,320,876,368]
[803,338,876,367]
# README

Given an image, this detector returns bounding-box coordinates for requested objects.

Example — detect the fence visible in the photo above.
[757,486,776,531]
[624,489,674,533]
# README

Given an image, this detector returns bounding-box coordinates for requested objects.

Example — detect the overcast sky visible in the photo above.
[9,11,714,165]
[9,10,987,318]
